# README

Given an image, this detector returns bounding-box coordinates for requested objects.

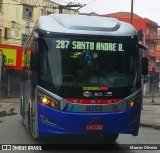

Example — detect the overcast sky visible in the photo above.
[53,0,160,25]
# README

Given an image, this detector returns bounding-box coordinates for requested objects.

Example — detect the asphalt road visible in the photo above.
[0,102,160,153]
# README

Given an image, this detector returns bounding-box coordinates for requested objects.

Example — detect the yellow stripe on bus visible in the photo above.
[83,87,100,90]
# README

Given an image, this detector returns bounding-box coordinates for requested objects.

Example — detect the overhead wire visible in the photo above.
[0,1,79,45]
[74,0,97,12]
[0,2,62,10]
[79,5,99,14]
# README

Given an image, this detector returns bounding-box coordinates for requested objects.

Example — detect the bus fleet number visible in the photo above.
[86,106,103,112]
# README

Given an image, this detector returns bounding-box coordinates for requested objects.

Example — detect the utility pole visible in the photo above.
[58,2,81,14]
[130,0,134,25]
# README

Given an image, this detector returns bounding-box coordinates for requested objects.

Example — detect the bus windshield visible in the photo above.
[38,36,140,97]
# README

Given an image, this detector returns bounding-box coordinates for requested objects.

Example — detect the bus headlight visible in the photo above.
[39,95,59,110]
[41,96,50,105]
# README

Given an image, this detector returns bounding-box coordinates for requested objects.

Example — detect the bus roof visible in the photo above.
[37,14,137,37]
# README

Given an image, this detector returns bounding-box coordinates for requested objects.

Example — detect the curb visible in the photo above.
[0,98,20,103]
[140,123,160,130]
[152,124,160,130]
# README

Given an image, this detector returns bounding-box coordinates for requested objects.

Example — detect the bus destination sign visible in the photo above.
[56,40,125,52]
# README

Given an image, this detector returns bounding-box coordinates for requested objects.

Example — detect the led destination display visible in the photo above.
[56,40,125,51]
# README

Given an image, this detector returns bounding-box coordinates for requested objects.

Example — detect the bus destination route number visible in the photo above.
[86,106,103,112]
[56,40,125,52]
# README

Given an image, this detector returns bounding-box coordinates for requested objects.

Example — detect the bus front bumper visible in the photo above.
[37,103,141,137]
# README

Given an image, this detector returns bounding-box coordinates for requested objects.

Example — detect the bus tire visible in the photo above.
[103,133,119,142]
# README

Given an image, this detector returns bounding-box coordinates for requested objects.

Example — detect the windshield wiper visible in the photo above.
[100,72,117,88]
[62,69,88,98]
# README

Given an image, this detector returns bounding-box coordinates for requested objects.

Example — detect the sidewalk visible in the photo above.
[0,98,20,117]
[141,96,160,130]
[0,97,160,130]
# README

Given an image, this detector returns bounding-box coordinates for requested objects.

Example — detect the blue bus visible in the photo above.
[20,14,148,141]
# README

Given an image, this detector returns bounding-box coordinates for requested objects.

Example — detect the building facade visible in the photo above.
[103,12,160,93]
[0,0,79,98]
[0,0,78,46]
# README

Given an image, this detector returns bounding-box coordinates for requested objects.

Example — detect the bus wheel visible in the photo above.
[103,133,119,142]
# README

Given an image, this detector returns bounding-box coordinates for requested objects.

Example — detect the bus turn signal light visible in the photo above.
[129,101,135,107]
[50,101,56,107]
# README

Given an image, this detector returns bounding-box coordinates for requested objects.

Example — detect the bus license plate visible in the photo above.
[86,124,104,131]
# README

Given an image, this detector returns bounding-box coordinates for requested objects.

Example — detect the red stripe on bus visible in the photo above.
[65,98,122,104]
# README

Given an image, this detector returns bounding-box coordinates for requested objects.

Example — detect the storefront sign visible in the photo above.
[0,48,16,66]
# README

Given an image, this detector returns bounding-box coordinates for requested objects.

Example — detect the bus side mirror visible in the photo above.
[142,57,148,75]
[30,51,38,71]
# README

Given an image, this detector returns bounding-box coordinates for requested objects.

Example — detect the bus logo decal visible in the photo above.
[89,116,101,124]
[84,52,93,60]
[68,105,74,112]
[94,92,102,96]
[62,103,69,112]
[83,91,92,97]
[62,103,81,112]
[73,106,81,112]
